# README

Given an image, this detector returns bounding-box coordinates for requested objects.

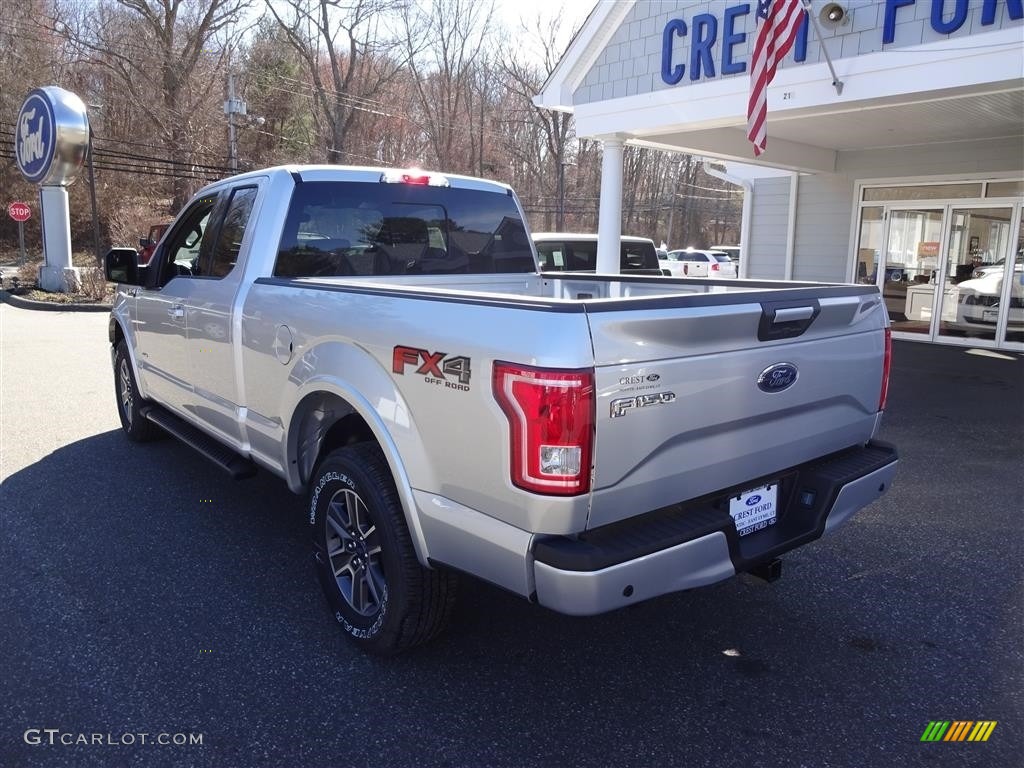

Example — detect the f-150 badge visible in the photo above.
[610,391,676,418]
[393,345,471,391]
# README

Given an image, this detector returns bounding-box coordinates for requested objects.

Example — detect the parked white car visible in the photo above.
[952,262,1024,335]
[660,248,738,278]
[711,245,741,268]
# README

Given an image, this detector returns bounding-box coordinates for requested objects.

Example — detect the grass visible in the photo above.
[18,287,115,304]
[0,250,102,268]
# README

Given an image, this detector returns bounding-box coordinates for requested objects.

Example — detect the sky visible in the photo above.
[493,0,595,62]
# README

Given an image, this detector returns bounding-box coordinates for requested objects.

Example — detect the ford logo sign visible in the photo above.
[757,363,798,393]
[646,374,660,382]
[14,87,90,187]
[746,495,762,506]
[15,92,56,184]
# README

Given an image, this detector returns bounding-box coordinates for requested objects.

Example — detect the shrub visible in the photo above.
[79,266,111,301]
[16,259,41,288]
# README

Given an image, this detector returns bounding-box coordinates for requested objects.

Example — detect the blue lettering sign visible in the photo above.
[982,0,1024,24]
[883,0,916,44]
[662,19,687,85]
[793,14,809,62]
[721,4,749,74]
[690,13,718,80]
[931,0,969,33]
[15,91,56,184]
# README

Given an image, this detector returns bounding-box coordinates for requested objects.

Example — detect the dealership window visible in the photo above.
[854,206,884,284]
[986,180,1024,198]
[853,179,1024,349]
[862,183,982,202]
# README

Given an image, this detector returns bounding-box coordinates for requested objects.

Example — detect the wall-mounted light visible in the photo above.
[820,3,848,27]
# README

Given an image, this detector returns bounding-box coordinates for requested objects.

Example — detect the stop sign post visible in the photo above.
[8,201,31,265]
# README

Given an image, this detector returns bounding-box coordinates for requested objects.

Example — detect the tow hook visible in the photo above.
[748,558,782,583]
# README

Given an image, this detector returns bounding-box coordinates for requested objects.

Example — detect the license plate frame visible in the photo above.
[729,483,778,537]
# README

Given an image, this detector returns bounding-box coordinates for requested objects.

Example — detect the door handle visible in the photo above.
[773,306,815,323]
[168,305,185,319]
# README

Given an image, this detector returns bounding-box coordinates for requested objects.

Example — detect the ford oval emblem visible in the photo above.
[757,363,799,393]
[746,495,762,506]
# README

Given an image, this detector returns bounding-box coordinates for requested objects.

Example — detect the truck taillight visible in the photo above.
[379,168,449,187]
[879,327,892,411]
[492,362,594,496]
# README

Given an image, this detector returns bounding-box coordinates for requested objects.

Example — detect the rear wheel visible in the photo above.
[309,443,457,655]
[113,341,162,442]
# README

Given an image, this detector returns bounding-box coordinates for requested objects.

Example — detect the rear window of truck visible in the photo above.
[274,182,536,277]
[536,239,660,273]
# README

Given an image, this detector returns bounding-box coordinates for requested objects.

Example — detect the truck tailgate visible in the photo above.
[586,290,887,529]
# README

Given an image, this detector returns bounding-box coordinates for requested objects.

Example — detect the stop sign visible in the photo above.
[8,202,31,222]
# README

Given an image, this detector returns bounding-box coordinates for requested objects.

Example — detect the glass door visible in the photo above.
[936,206,1014,343]
[878,207,944,337]
[999,213,1023,347]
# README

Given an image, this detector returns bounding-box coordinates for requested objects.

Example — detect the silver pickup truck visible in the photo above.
[105,165,898,655]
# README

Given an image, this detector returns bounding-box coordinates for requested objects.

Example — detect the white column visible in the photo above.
[784,172,799,281]
[38,186,79,292]
[596,137,625,274]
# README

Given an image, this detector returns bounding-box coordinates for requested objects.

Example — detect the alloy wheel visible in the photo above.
[324,488,385,616]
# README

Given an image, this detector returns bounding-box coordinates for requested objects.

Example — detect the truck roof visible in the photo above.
[194,165,515,197]
[532,233,655,244]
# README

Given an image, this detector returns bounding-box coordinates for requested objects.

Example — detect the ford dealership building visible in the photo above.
[536,0,1024,350]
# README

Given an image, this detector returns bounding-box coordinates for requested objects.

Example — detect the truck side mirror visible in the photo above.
[105,247,142,285]
[139,236,151,248]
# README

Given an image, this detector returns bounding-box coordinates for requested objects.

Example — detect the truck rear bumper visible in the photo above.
[532,442,898,616]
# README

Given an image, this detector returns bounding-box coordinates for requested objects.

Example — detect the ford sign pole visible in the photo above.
[14,87,90,292]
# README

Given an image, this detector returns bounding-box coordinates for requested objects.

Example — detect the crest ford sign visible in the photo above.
[15,87,90,187]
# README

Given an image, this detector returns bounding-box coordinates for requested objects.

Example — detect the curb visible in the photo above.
[0,290,112,313]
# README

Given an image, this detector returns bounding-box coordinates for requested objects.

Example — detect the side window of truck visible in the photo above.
[535,243,566,271]
[205,186,258,278]
[151,195,221,287]
[622,243,658,270]
[567,242,597,271]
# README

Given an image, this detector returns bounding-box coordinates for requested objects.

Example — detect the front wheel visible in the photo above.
[309,443,457,655]
[113,341,162,442]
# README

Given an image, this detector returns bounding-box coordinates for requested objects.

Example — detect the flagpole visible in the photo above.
[801,0,844,95]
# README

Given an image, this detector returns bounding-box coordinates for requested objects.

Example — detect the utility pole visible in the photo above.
[86,105,102,266]
[557,160,575,231]
[86,133,102,265]
[224,73,246,173]
[665,157,682,248]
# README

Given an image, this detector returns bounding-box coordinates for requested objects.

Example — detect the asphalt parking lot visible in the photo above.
[1,303,1021,768]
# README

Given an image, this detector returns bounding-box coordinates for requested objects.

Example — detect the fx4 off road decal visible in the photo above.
[393,345,472,391]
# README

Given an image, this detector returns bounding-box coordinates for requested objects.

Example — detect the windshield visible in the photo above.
[712,253,732,263]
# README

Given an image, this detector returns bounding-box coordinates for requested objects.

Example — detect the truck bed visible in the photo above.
[250,271,886,530]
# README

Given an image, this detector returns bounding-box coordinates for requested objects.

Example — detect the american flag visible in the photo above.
[747,0,807,156]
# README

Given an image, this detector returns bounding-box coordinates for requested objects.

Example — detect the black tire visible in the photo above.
[113,340,163,442]
[310,442,457,655]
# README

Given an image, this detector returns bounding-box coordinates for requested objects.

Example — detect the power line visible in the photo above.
[0,120,228,163]
[1,128,232,173]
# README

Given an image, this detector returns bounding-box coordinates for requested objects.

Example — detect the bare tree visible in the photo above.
[267,0,409,163]
[402,0,494,172]
[0,0,742,260]
[50,0,251,208]
[501,12,577,229]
